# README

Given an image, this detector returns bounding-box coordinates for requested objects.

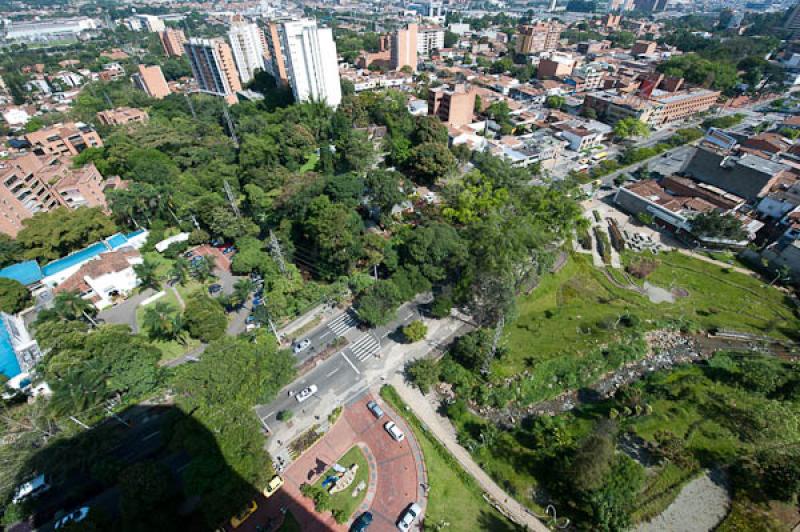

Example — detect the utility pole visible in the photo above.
[69,416,90,430]
[483,313,505,375]
[223,180,241,218]
[184,93,197,120]
[269,230,287,275]
[221,103,239,148]
[190,214,201,230]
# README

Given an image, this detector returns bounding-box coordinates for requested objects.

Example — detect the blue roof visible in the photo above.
[0,320,22,380]
[0,261,43,286]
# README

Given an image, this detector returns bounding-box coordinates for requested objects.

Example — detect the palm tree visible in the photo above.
[53,291,98,326]
[233,278,255,307]
[142,302,182,342]
[192,256,216,284]
[170,258,190,286]
[134,259,161,291]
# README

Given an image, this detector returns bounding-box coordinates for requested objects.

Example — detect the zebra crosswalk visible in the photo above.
[327,312,359,336]
[348,333,380,362]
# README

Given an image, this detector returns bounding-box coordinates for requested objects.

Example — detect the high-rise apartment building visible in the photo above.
[264,21,290,85]
[228,20,267,84]
[391,23,418,71]
[266,19,341,107]
[417,26,445,57]
[132,64,171,99]
[159,28,186,57]
[515,22,562,54]
[0,153,109,237]
[184,38,243,105]
[787,2,800,38]
[126,14,165,33]
[428,84,476,128]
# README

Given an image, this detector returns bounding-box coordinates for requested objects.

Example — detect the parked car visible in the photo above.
[384,421,405,442]
[295,385,318,403]
[230,500,258,528]
[396,503,421,531]
[55,507,89,529]
[350,511,374,532]
[262,475,284,498]
[12,474,49,504]
[366,400,384,419]
[208,284,223,295]
[293,338,311,354]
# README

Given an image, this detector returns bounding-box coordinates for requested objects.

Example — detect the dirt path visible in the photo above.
[635,470,730,532]
[389,375,550,532]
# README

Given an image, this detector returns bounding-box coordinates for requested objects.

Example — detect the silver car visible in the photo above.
[384,421,405,442]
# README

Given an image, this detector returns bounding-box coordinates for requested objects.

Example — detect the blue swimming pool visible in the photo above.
[106,233,128,249]
[0,321,21,379]
[41,242,108,278]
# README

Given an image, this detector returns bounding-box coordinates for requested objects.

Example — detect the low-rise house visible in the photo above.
[54,249,143,309]
[682,147,790,201]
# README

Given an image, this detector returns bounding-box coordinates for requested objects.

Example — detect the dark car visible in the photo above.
[208,284,223,295]
[350,511,373,532]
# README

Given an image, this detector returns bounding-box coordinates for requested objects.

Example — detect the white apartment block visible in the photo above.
[417,27,445,57]
[228,21,267,85]
[280,19,342,108]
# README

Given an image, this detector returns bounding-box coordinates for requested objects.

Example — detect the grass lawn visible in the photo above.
[135,289,201,362]
[380,386,518,531]
[496,252,800,404]
[299,153,319,173]
[314,446,369,521]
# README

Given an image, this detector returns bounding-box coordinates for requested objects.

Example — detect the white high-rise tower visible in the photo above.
[228,20,267,85]
[279,19,342,108]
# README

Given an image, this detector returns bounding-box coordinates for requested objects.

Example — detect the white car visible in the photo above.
[384,421,405,442]
[293,338,312,354]
[295,385,318,403]
[55,507,89,529]
[396,502,422,531]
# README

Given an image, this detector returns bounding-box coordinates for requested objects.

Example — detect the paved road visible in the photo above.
[390,376,550,532]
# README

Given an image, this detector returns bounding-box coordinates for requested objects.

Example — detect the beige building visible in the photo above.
[96,107,149,127]
[631,40,657,55]
[583,88,720,127]
[132,64,171,99]
[515,22,561,55]
[391,23,418,71]
[537,54,575,79]
[184,37,242,104]
[0,154,111,237]
[428,84,476,128]
[25,123,102,157]
[159,28,186,57]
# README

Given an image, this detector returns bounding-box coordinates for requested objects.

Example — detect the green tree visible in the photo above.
[134,259,161,291]
[691,212,747,240]
[406,358,439,393]
[335,130,375,174]
[170,258,190,286]
[119,461,180,528]
[52,291,98,325]
[355,280,401,326]
[142,302,185,343]
[0,234,21,268]
[545,95,566,109]
[183,294,227,342]
[302,195,364,279]
[0,278,32,314]
[613,117,650,139]
[16,207,117,262]
[402,320,428,342]
[409,142,457,186]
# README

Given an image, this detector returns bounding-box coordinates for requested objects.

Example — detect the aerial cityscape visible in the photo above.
[0,0,799,530]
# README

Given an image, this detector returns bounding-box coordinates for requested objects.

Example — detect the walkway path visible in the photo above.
[389,376,549,532]
[674,248,757,278]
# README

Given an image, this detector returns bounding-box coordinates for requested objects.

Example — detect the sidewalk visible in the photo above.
[389,376,549,532]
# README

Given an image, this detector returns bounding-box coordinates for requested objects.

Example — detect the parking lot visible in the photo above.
[240,392,427,531]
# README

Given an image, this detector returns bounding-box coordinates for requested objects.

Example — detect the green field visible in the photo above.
[380,386,518,531]
[495,252,800,405]
[314,446,369,521]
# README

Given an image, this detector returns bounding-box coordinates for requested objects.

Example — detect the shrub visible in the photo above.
[430,292,454,318]
[277,410,293,422]
[402,320,428,343]
[627,258,658,279]
[300,483,332,512]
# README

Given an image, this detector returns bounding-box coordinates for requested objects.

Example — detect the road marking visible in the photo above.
[320,330,333,340]
[405,312,414,320]
[340,351,361,375]
[326,368,340,378]
[143,431,159,441]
